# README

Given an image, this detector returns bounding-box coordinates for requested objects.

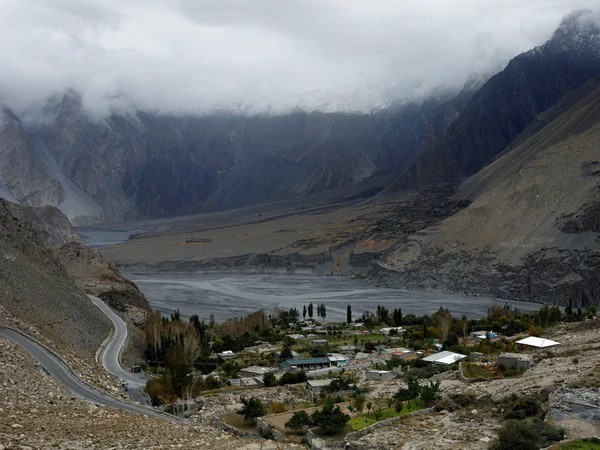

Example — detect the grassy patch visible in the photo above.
[220,412,256,431]
[461,362,500,380]
[347,401,423,431]
[551,438,600,450]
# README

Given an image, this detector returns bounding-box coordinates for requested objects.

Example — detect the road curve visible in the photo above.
[88,295,148,404]
[0,325,163,419]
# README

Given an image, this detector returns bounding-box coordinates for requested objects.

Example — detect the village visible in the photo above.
[138,302,600,450]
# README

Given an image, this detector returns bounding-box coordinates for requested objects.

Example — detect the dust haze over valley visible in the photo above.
[1,2,600,449]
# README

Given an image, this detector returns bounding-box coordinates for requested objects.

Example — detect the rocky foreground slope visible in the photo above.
[0,337,299,450]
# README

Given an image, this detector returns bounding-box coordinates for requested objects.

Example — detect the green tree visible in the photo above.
[237,396,266,424]
[280,343,293,360]
[263,372,277,387]
[394,376,420,402]
[285,410,310,435]
[279,371,307,385]
[565,299,574,318]
[308,302,314,318]
[347,304,352,324]
[221,360,240,378]
[303,304,307,320]
[310,400,350,435]
[420,380,440,405]
[392,308,403,326]
[353,394,366,413]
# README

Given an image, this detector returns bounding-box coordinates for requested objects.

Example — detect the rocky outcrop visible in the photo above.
[55,241,150,312]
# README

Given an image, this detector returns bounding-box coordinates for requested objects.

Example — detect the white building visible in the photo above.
[380,327,405,336]
[516,336,560,348]
[422,351,466,366]
[217,350,236,360]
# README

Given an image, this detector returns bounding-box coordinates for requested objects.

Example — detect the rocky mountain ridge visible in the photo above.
[0,96,445,225]
[391,12,600,190]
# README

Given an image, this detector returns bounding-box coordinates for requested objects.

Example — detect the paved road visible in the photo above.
[88,295,148,404]
[0,325,163,419]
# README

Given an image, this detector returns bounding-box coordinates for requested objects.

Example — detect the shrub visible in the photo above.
[263,372,277,387]
[502,394,545,420]
[146,376,175,405]
[279,371,307,386]
[270,402,286,414]
[420,380,441,405]
[490,420,539,450]
[534,419,564,447]
[353,394,366,413]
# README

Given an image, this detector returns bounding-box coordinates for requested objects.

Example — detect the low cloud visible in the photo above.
[0,0,597,118]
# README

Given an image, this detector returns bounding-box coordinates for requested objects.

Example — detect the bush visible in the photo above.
[502,394,545,420]
[535,419,564,447]
[263,372,277,387]
[146,376,175,405]
[490,420,539,450]
[270,402,286,414]
[420,380,440,405]
[279,371,307,385]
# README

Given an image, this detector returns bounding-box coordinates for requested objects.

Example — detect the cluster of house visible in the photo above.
[218,326,560,392]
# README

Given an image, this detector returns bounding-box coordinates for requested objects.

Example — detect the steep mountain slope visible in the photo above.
[0,198,110,358]
[391,12,600,190]
[377,77,600,307]
[0,108,64,207]
[0,96,441,224]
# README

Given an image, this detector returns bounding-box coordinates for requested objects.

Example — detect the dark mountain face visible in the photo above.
[391,12,600,190]
[1,14,599,224]
[1,97,439,224]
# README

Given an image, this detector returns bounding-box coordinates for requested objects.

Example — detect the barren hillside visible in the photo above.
[0,199,110,360]
[377,77,600,306]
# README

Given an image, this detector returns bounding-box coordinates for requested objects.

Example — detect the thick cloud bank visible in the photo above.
[0,0,597,118]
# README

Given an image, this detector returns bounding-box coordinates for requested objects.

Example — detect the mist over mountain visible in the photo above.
[0,1,597,118]
[391,11,600,189]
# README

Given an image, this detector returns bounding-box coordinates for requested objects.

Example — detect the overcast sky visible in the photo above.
[0,0,597,118]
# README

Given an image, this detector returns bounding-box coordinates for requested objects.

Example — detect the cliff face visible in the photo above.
[0,97,440,224]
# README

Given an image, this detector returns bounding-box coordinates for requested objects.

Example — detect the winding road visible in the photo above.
[0,325,163,418]
[0,296,165,419]
[88,295,148,404]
